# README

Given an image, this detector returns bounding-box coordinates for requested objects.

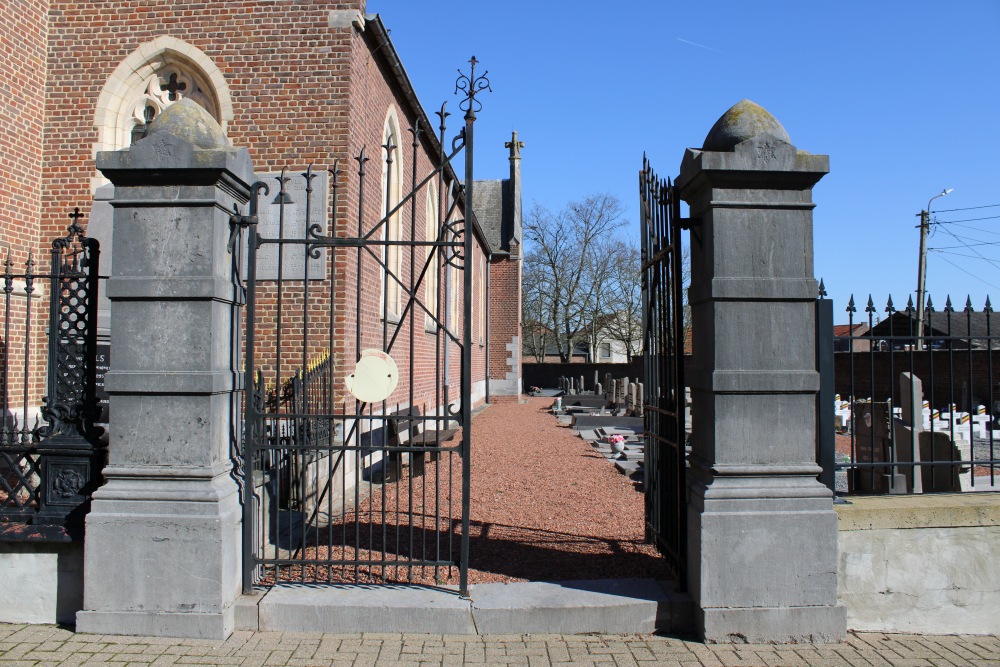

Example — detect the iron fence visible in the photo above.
[1,214,106,538]
[820,292,1000,495]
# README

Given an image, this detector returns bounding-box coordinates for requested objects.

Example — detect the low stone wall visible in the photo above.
[837,494,1000,635]
[0,541,83,625]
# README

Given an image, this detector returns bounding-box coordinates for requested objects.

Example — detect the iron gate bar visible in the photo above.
[639,155,687,587]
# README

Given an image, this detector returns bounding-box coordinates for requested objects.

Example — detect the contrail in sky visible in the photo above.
[676,37,726,54]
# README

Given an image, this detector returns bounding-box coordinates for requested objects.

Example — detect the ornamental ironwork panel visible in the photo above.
[639,156,688,586]
[235,58,488,597]
[1,212,106,539]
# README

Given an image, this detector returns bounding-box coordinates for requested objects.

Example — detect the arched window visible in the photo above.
[381,107,403,321]
[424,181,439,331]
[94,37,233,182]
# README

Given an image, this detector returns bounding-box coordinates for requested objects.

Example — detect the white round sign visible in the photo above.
[345,349,399,403]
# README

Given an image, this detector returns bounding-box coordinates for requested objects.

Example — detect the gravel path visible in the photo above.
[460,397,671,583]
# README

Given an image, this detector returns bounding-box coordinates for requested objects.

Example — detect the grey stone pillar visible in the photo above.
[676,100,845,643]
[76,100,252,639]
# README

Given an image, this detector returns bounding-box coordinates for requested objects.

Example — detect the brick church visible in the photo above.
[1,0,523,416]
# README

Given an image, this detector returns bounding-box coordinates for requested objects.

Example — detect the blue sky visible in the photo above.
[368,1,1000,323]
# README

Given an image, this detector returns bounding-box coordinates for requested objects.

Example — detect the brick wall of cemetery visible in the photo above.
[1,0,49,409]
[834,350,1000,409]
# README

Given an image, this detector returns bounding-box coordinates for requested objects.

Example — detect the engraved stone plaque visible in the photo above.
[249,171,329,281]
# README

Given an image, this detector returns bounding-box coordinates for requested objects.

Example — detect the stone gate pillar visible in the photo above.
[76,100,252,638]
[675,100,845,643]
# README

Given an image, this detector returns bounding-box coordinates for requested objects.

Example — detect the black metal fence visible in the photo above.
[1,214,106,539]
[820,292,1000,495]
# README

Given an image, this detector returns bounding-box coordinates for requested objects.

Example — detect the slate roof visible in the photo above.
[472,178,511,254]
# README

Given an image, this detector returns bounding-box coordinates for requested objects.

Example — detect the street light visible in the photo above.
[916,188,954,345]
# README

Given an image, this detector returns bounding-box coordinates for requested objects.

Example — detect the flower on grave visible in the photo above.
[608,434,625,446]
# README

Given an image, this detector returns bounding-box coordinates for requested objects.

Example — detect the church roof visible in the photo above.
[473,179,508,255]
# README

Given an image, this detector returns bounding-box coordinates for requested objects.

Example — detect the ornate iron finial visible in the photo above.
[409,118,422,146]
[986,296,993,313]
[272,167,293,205]
[865,295,876,315]
[383,132,396,165]
[303,163,316,193]
[818,279,827,298]
[885,295,896,314]
[926,294,935,313]
[436,102,450,133]
[455,55,491,116]
[944,296,954,313]
[965,295,975,314]
[905,295,914,316]
[355,147,370,176]
[846,295,856,314]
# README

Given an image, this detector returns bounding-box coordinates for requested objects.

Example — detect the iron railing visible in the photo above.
[821,292,1000,495]
[1,213,106,538]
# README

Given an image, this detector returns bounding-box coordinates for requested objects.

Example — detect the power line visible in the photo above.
[934,203,1000,213]
[935,254,1000,290]
[934,214,1000,224]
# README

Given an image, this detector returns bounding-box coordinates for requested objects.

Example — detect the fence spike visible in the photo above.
[846,294,857,313]
[818,278,827,297]
[885,295,896,314]
[965,296,975,314]
[905,295,915,315]
[986,296,993,313]
[865,295,876,314]
[944,296,954,313]
[926,294,935,313]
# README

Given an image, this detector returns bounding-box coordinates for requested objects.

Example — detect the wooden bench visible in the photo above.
[385,406,460,479]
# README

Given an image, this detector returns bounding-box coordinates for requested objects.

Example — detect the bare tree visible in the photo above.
[522,194,626,363]
[596,240,644,361]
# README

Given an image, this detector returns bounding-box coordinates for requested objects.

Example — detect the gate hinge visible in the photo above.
[228,206,257,254]
[677,216,701,231]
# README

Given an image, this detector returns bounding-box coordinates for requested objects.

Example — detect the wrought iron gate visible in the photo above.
[237,60,488,596]
[639,156,687,584]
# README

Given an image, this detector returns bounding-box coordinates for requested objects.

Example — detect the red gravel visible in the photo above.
[281,397,673,585]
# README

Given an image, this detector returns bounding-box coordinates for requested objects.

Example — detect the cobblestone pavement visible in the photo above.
[1,625,999,666]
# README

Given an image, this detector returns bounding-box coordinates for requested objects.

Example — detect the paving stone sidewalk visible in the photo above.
[2,625,999,667]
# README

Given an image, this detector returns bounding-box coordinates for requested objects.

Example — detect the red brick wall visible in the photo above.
[1,0,48,410]
[488,254,522,399]
[0,0,46,263]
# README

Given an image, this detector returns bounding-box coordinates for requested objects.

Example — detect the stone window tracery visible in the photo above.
[127,66,218,145]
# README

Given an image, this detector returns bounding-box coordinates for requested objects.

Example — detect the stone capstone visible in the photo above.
[702,99,792,152]
[144,98,228,150]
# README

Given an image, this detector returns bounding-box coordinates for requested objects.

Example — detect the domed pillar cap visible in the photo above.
[145,98,229,150]
[702,99,791,152]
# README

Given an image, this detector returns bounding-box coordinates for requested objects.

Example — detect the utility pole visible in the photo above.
[915,188,953,346]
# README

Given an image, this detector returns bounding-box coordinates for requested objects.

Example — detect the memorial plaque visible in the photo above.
[248,171,329,281]
[94,343,110,423]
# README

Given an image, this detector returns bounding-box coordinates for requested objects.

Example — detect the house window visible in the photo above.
[381,108,403,322]
[599,342,612,359]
